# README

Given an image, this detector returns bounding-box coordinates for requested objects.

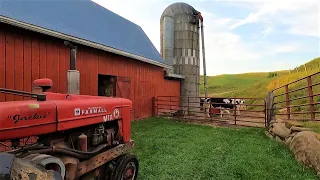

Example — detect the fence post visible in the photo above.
[170,96,172,118]
[188,97,190,121]
[234,102,237,125]
[152,97,156,117]
[307,76,315,120]
[188,97,190,116]
[285,85,290,120]
[266,92,275,127]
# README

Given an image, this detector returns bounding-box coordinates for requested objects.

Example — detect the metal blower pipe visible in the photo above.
[198,14,207,98]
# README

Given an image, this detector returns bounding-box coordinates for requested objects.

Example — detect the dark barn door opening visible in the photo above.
[98,74,116,97]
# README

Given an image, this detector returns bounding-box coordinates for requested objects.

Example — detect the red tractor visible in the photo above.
[0,78,139,180]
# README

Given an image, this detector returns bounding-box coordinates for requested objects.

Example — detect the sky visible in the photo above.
[92,0,320,76]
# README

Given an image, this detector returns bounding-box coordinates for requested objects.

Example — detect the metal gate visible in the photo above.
[154,96,266,128]
[269,71,320,124]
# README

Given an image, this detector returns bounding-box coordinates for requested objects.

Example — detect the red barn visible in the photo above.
[0,0,182,120]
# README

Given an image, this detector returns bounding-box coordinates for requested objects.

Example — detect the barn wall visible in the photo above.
[0,23,180,120]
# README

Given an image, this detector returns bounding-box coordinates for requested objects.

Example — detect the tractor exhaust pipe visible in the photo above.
[64,41,80,94]
[64,41,77,70]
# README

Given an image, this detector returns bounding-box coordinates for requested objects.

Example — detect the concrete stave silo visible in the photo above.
[160,2,203,115]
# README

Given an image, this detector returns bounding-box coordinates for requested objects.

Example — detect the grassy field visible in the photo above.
[200,57,320,116]
[200,57,320,97]
[200,73,269,96]
[131,118,317,180]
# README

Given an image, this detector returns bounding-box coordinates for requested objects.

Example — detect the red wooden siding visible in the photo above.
[0,27,5,102]
[0,23,180,120]
[0,24,71,97]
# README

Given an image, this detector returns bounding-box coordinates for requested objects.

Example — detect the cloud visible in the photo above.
[228,0,320,37]
[269,44,301,53]
[261,21,274,35]
[262,27,272,35]
[285,10,320,38]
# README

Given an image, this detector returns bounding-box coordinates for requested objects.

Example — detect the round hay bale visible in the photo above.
[289,131,320,175]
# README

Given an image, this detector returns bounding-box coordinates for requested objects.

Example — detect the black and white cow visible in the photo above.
[200,98,246,118]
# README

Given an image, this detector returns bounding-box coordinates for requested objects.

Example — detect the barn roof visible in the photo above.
[0,0,171,69]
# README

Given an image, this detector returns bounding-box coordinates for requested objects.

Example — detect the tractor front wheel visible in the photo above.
[110,153,139,180]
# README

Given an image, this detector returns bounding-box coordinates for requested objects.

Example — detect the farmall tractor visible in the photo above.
[0,76,139,180]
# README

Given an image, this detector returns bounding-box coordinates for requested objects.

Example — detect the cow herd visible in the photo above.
[200,97,246,118]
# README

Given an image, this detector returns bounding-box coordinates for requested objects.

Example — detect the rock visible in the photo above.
[269,122,291,139]
[288,131,320,175]
[290,126,313,132]
[285,121,303,128]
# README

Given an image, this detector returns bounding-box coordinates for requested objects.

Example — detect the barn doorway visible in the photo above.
[98,74,116,97]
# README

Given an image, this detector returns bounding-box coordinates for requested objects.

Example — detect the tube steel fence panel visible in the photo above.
[154,96,266,128]
[271,71,320,122]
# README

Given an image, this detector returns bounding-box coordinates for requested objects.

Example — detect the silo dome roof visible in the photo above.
[161,2,198,18]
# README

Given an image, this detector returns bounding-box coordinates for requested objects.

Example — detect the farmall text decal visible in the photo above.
[74,107,107,116]
[74,107,120,122]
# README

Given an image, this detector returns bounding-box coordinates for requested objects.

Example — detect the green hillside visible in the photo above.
[200,57,320,96]
[200,73,269,96]
[200,57,320,116]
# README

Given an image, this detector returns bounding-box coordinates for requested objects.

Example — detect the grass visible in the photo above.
[200,73,268,95]
[131,118,317,180]
[302,121,320,133]
[199,57,320,115]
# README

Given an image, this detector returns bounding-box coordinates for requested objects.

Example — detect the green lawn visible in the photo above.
[131,118,317,180]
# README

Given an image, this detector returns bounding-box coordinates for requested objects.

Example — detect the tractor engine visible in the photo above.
[0,79,138,180]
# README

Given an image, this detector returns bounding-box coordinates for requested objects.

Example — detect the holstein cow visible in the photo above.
[200,98,246,118]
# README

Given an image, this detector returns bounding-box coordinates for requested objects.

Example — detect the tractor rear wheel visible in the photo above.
[109,153,139,180]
